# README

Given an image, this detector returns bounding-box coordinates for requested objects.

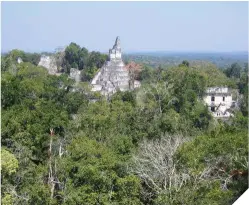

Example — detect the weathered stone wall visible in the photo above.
[204,87,237,118]
[38,55,58,75]
[17,57,23,64]
[69,68,81,83]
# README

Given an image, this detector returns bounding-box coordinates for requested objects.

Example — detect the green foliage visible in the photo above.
[63,43,107,77]
[112,90,136,106]
[224,62,242,78]
[60,136,141,204]
[1,46,247,204]
[166,62,235,88]
[138,65,155,82]
[81,66,99,82]
[179,60,190,67]
[237,70,248,116]
[1,62,81,204]
[4,49,41,65]
[87,51,108,68]
[155,181,233,205]
[176,131,247,171]
[7,49,26,61]
[159,109,181,134]
[115,175,142,205]
[140,67,213,132]
[1,148,19,175]
[175,130,248,203]
[63,42,87,72]
[227,111,248,132]
[1,194,14,205]
[1,149,19,205]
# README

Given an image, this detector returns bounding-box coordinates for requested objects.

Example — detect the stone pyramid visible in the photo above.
[91,37,130,96]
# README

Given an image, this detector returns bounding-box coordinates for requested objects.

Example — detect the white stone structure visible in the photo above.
[109,37,122,60]
[38,55,58,75]
[91,37,130,96]
[134,80,141,88]
[17,57,23,64]
[203,87,236,117]
[69,68,81,83]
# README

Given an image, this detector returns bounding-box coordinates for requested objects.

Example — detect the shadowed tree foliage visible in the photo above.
[62,43,107,76]
[179,60,190,67]
[224,62,242,79]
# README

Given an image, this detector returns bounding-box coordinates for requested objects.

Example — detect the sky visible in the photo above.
[1,1,248,53]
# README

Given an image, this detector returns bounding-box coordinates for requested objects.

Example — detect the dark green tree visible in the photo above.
[225,62,242,78]
[179,60,190,67]
[63,42,89,73]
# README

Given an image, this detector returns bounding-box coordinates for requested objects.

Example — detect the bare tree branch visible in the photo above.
[130,134,190,196]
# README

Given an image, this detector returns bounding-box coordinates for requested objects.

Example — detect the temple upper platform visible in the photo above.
[109,36,122,61]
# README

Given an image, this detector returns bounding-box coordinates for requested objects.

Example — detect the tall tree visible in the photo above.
[225,62,242,78]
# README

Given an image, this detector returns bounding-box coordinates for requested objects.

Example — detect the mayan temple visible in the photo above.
[91,36,130,96]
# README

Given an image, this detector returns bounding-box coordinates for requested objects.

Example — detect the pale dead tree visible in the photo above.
[58,139,64,158]
[48,128,55,199]
[130,134,190,199]
[131,133,248,202]
[137,82,177,114]
[48,128,63,199]
[56,135,67,158]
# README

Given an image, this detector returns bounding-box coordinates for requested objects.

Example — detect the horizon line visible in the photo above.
[1,49,248,54]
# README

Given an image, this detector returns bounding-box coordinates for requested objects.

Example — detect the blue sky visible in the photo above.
[1,1,248,53]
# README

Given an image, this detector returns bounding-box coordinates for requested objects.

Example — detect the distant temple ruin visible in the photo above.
[91,37,132,96]
[36,37,141,95]
[38,55,58,75]
[203,87,237,117]
[17,57,23,64]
